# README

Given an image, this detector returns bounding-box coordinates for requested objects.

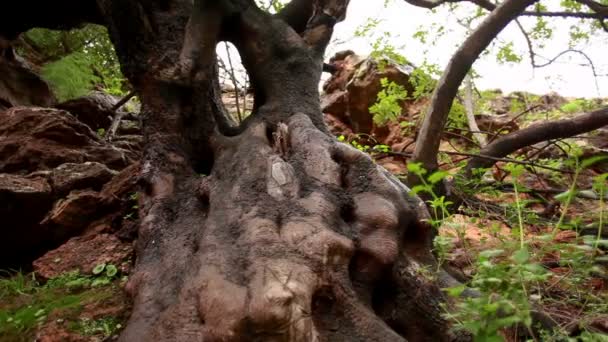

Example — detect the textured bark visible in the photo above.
[1,0,469,340]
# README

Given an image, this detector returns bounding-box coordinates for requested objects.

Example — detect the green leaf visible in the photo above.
[428,170,449,184]
[91,277,111,287]
[581,155,608,169]
[92,263,106,275]
[554,190,575,202]
[105,264,118,278]
[479,249,504,259]
[512,248,530,264]
[444,284,466,297]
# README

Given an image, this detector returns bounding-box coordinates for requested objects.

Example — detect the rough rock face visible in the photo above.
[0,45,56,110]
[0,107,132,173]
[322,50,416,134]
[50,162,117,197]
[33,233,133,280]
[55,91,121,130]
[0,106,140,269]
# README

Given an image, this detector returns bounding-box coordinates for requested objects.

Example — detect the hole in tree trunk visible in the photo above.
[217,42,252,124]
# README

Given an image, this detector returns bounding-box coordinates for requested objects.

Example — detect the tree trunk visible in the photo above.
[2,1,470,340]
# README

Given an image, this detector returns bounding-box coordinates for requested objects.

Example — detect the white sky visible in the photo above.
[219,0,608,98]
[327,0,608,98]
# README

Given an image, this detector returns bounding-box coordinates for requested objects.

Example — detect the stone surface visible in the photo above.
[55,91,119,130]
[33,233,133,280]
[50,162,117,196]
[322,50,415,134]
[100,162,139,205]
[117,119,141,135]
[0,107,132,173]
[41,190,107,236]
[0,46,56,109]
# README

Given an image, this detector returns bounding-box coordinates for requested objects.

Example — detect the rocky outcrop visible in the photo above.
[49,162,117,197]
[0,107,132,173]
[55,91,120,130]
[0,105,140,269]
[322,50,416,135]
[0,45,56,110]
[33,233,133,280]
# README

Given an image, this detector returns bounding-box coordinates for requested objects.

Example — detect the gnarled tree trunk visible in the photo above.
[2,0,469,340]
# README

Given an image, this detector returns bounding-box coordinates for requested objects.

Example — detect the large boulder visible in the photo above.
[322,50,415,135]
[0,107,132,173]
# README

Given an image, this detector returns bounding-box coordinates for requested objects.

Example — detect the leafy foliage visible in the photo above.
[18,25,127,101]
[369,78,408,125]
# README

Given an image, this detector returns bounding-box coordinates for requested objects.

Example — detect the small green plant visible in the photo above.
[0,269,118,340]
[369,77,408,125]
[446,247,549,341]
[69,316,122,337]
[96,128,106,138]
[123,192,139,221]
[560,98,596,114]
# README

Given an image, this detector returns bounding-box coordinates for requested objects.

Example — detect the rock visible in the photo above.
[33,233,133,280]
[538,92,567,110]
[41,190,108,237]
[0,107,132,173]
[55,91,119,130]
[589,126,608,149]
[112,135,143,160]
[0,46,56,109]
[50,162,117,196]
[100,162,140,205]
[0,173,51,198]
[475,113,519,134]
[321,91,348,123]
[0,173,54,268]
[322,51,414,134]
[324,114,354,139]
[117,119,141,135]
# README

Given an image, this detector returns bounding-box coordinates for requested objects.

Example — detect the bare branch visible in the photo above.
[464,106,608,174]
[515,19,536,69]
[402,0,607,20]
[408,0,538,186]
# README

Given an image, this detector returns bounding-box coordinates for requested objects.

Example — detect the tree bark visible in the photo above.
[2,1,470,340]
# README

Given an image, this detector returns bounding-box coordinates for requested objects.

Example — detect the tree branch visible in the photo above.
[408,0,538,186]
[464,106,608,174]
[276,0,314,33]
[402,0,607,19]
[302,0,351,55]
